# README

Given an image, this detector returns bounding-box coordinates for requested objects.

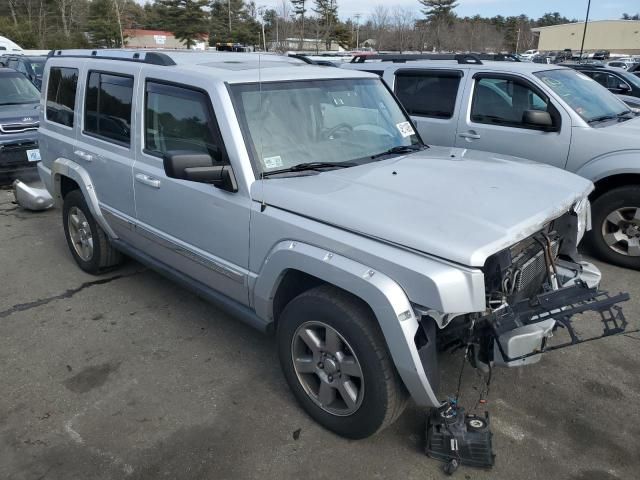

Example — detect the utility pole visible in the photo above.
[515,28,521,54]
[354,13,361,50]
[228,0,232,36]
[579,0,592,62]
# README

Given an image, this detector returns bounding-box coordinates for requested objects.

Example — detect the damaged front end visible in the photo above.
[438,208,631,371]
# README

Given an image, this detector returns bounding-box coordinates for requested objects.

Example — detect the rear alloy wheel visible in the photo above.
[62,190,122,274]
[590,186,640,269]
[277,285,407,439]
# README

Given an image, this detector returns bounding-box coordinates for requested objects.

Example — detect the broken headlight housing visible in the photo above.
[573,197,591,245]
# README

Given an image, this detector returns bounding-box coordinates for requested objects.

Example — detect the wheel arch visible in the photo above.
[51,158,117,239]
[591,173,640,202]
[253,240,441,408]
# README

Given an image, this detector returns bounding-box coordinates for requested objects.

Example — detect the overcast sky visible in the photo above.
[257,0,640,21]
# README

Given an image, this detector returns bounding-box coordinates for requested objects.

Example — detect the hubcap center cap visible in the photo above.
[323,358,338,375]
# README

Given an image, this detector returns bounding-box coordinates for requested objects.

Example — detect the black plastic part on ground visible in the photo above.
[426,404,495,472]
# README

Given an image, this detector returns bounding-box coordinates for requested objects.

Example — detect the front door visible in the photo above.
[455,73,572,170]
[132,79,250,304]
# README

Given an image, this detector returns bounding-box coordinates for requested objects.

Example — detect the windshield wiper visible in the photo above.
[587,112,630,124]
[261,161,355,178]
[370,144,426,160]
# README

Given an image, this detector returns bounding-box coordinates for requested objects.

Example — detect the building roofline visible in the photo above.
[532,19,640,32]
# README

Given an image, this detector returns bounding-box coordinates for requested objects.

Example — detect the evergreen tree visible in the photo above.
[159,0,209,48]
[87,0,124,48]
[419,0,458,51]
[291,0,307,48]
[209,0,260,46]
[313,0,338,50]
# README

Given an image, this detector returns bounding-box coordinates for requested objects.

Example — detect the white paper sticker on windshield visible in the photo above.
[264,155,283,169]
[396,121,415,138]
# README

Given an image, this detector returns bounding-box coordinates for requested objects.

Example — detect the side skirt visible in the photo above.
[112,239,270,334]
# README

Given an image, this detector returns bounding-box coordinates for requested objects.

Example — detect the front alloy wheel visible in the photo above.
[601,207,640,257]
[291,321,364,416]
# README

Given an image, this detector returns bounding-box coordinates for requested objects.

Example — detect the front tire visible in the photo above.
[277,285,407,439]
[589,186,640,269]
[62,190,122,274]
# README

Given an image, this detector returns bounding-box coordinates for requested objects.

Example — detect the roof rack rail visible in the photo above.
[350,53,484,65]
[47,49,176,66]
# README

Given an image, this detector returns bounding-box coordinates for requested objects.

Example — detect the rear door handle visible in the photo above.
[74,150,93,162]
[135,173,161,189]
[459,131,481,140]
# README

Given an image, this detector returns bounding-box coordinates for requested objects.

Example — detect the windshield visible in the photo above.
[230,78,421,175]
[27,58,45,76]
[534,69,629,122]
[621,70,640,88]
[0,72,40,105]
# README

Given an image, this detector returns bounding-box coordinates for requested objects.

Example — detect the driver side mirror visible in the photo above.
[522,109,556,131]
[163,151,237,192]
[616,83,631,93]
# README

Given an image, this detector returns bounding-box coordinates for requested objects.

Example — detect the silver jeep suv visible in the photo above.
[38,50,620,439]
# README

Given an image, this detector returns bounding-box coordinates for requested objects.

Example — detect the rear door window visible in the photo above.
[394,70,461,119]
[46,67,78,127]
[84,71,133,145]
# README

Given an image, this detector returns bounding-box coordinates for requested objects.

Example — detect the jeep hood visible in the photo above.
[252,147,593,267]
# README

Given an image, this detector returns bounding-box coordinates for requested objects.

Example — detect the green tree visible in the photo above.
[87,0,124,48]
[419,0,458,51]
[209,0,260,46]
[159,0,209,48]
[313,0,338,50]
[291,0,307,48]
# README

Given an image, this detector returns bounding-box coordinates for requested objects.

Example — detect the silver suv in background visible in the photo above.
[0,67,40,183]
[38,50,627,439]
[343,56,640,269]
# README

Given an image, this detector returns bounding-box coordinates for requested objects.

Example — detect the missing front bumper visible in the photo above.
[486,281,631,367]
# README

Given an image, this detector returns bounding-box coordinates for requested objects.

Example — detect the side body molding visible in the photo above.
[49,158,117,239]
[253,240,441,407]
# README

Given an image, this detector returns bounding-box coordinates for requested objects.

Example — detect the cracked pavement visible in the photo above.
[1,187,639,480]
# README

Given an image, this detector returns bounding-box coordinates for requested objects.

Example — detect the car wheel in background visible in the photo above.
[590,186,640,269]
[277,285,407,439]
[62,189,122,274]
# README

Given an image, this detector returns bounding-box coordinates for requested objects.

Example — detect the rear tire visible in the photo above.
[589,186,640,270]
[277,285,407,439]
[62,190,122,274]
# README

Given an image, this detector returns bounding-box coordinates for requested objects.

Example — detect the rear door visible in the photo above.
[75,62,138,221]
[391,68,465,147]
[455,72,571,169]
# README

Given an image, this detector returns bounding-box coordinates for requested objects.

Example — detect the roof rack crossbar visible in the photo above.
[47,50,176,66]
[350,53,484,65]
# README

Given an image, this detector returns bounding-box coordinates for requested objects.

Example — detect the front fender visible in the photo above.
[49,158,117,239]
[253,240,441,408]
[575,151,640,183]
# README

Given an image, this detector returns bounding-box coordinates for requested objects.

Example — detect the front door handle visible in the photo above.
[74,150,93,162]
[135,173,161,189]
[459,131,481,140]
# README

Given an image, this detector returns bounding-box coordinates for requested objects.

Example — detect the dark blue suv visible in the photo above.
[0,68,40,183]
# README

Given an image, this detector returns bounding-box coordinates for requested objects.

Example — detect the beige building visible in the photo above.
[123,29,208,50]
[532,20,640,54]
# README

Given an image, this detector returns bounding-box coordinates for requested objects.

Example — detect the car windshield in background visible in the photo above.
[27,58,46,76]
[534,69,629,123]
[230,78,421,176]
[621,70,640,89]
[0,71,40,105]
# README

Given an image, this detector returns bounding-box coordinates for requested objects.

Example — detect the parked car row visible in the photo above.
[342,54,640,269]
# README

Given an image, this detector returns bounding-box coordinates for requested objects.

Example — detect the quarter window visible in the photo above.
[471,76,552,129]
[84,72,133,145]
[46,67,78,127]
[144,82,224,162]
[394,71,461,119]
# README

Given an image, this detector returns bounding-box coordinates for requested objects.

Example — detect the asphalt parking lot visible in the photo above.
[1,186,639,480]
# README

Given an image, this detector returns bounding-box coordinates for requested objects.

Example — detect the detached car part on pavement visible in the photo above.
[37,50,631,442]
